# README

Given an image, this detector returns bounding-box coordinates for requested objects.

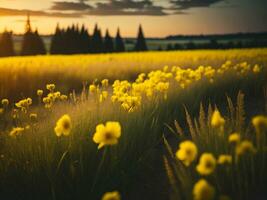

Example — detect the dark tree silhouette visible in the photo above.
[91,24,103,53]
[80,24,91,53]
[21,14,46,55]
[0,30,15,57]
[50,24,91,54]
[134,24,147,51]
[50,24,64,54]
[104,29,114,53]
[115,28,125,52]
[34,29,46,54]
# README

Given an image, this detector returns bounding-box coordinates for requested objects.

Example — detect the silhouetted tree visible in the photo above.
[34,29,46,54]
[91,24,103,53]
[0,30,15,57]
[104,29,114,53]
[134,25,147,51]
[115,28,125,52]
[50,24,63,54]
[80,24,91,53]
[21,14,46,55]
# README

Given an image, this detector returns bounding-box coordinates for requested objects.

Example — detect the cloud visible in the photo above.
[87,0,167,16]
[0,0,229,17]
[51,1,92,11]
[0,7,83,17]
[170,0,226,10]
[49,0,167,16]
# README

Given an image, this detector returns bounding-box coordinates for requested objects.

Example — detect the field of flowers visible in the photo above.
[0,48,267,101]
[0,48,267,200]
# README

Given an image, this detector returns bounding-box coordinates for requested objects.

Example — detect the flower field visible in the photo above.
[0,48,267,200]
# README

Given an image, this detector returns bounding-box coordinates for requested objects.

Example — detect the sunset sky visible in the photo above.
[0,0,266,37]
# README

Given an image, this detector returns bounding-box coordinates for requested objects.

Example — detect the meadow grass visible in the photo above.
[0,49,267,200]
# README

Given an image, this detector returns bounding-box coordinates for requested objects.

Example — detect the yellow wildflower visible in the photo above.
[252,115,267,134]
[9,127,25,137]
[196,153,216,175]
[93,121,121,149]
[252,64,260,73]
[193,179,215,200]
[1,99,9,106]
[46,84,55,92]
[89,84,97,94]
[54,114,72,137]
[176,140,198,166]
[228,133,240,144]
[37,90,43,96]
[60,95,68,101]
[211,109,225,129]
[101,79,109,87]
[236,140,256,156]
[217,154,232,165]
[101,191,121,200]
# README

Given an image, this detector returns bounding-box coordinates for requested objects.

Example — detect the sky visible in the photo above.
[0,0,266,37]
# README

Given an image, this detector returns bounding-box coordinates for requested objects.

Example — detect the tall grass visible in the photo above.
[164,93,267,200]
[0,51,266,200]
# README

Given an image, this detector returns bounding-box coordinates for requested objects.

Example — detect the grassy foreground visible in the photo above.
[0,49,267,200]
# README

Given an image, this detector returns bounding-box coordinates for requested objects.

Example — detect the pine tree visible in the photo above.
[34,29,46,55]
[134,24,147,52]
[80,24,91,53]
[50,24,63,54]
[104,29,114,53]
[0,30,15,57]
[115,28,125,52]
[21,14,46,55]
[91,24,103,53]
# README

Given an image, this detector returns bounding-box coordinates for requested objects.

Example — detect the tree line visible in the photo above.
[0,15,148,57]
[163,39,267,51]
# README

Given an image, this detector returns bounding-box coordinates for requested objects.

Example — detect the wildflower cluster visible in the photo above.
[171,108,267,200]
[89,79,109,103]
[43,84,67,108]
[15,98,32,113]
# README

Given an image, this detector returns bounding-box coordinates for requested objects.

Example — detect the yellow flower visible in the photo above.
[236,140,256,156]
[211,109,225,129]
[1,99,9,106]
[60,95,68,101]
[176,140,198,166]
[196,153,216,175]
[101,191,121,200]
[252,115,267,134]
[54,114,72,137]
[37,90,43,96]
[93,121,121,149]
[46,84,55,92]
[193,179,215,200]
[0,108,3,115]
[89,84,97,94]
[9,127,25,137]
[252,64,260,73]
[101,79,109,87]
[217,155,232,165]
[228,133,240,144]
